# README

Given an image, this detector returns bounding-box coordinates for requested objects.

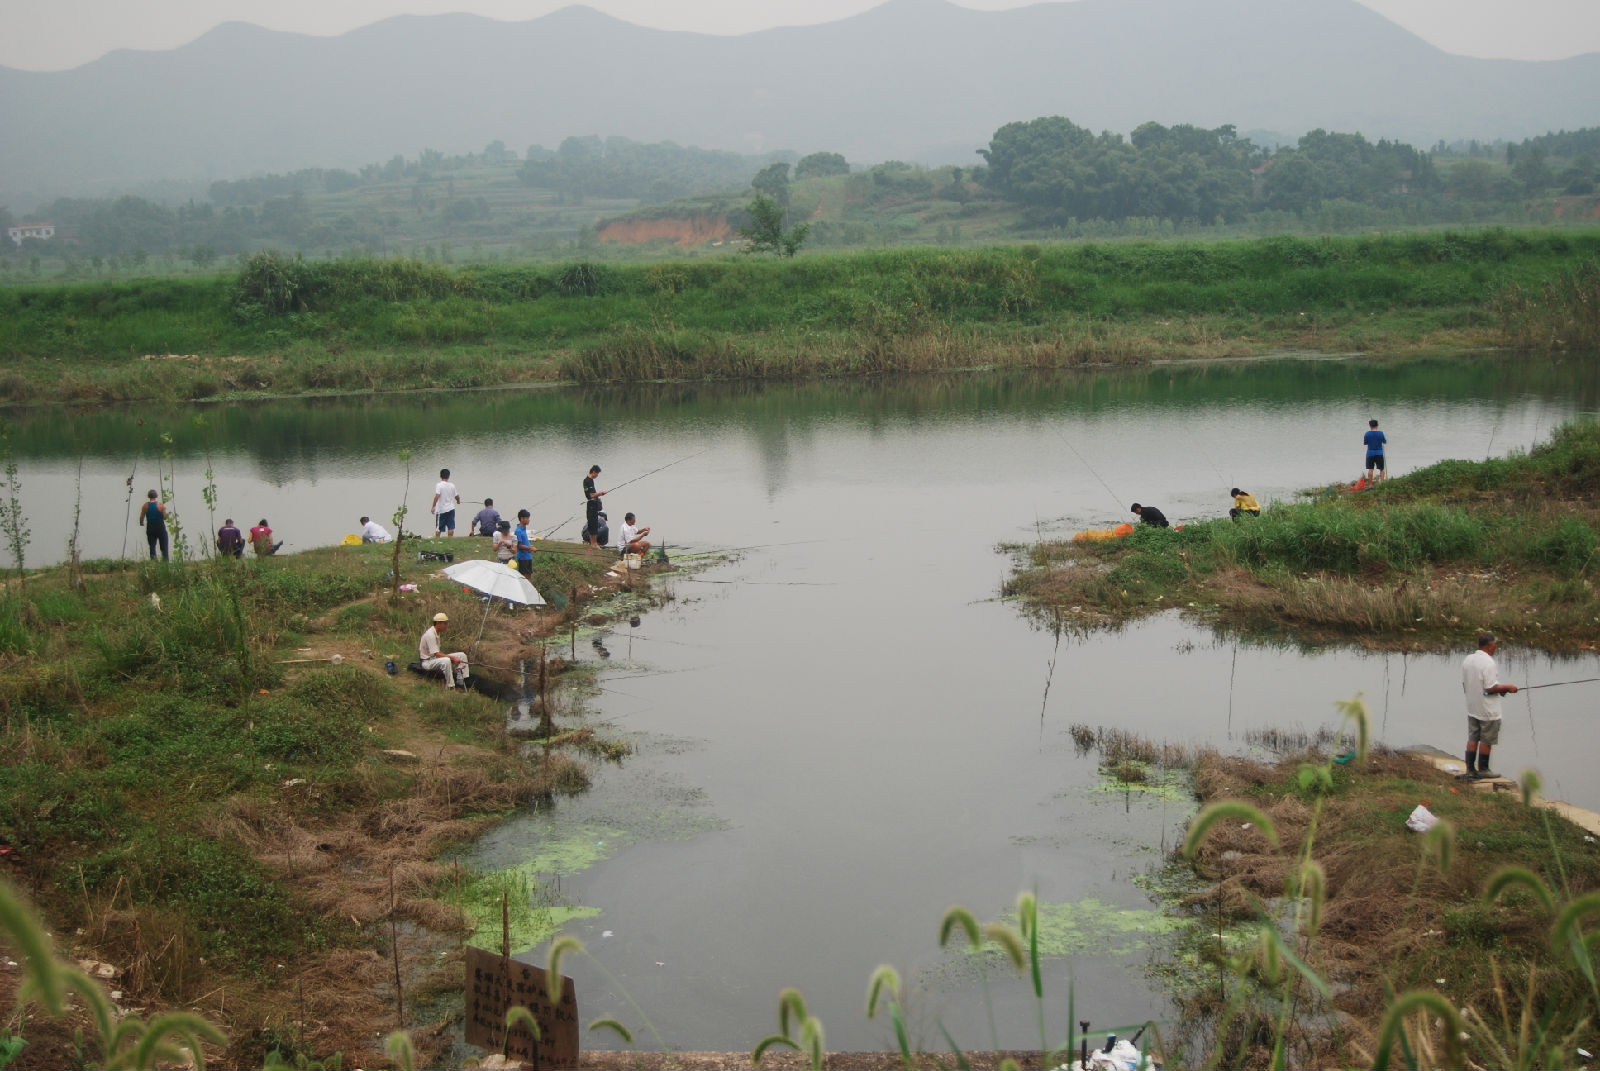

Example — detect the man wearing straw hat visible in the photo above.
[419,612,470,689]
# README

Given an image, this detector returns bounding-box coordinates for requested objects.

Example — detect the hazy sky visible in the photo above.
[7,0,1600,72]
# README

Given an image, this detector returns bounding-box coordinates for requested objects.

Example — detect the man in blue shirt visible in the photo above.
[471,498,502,538]
[1363,419,1387,483]
[514,509,537,578]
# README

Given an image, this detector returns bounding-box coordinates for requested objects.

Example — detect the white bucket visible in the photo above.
[624,553,642,570]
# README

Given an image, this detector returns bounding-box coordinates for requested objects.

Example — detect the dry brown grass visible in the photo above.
[1177,747,1599,1066]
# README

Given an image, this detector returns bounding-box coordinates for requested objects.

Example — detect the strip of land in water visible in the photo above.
[0,230,1595,404]
[1006,422,1600,653]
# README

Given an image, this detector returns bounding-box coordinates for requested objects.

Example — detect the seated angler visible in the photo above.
[620,512,652,556]
[418,612,470,690]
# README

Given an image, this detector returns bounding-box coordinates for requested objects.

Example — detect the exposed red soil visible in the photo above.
[597,216,732,246]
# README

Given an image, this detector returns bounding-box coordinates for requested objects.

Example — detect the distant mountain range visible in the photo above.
[4,0,1598,206]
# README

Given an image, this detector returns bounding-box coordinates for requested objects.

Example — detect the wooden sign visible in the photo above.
[464,945,579,1069]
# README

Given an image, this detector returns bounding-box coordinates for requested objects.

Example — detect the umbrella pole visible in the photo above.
[472,598,492,659]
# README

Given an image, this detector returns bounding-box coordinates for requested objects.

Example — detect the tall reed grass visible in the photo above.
[3,231,1598,400]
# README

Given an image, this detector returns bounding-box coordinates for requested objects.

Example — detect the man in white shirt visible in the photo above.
[419,612,470,689]
[432,468,460,538]
[1461,631,1517,779]
[620,512,651,556]
[360,516,392,543]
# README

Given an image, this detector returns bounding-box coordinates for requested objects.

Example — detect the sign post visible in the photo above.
[463,945,579,1069]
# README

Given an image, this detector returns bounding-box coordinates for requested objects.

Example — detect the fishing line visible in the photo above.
[1195,432,1230,488]
[680,578,838,586]
[536,511,581,539]
[1048,426,1125,515]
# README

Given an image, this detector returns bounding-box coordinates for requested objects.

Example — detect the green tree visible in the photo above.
[752,162,792,210]
[1262,153,1320,212]
[738,195,809,257]
[795,152,849,179]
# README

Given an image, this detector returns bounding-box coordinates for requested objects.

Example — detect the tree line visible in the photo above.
[517,136,798,204]
[978,117,1455,226]
[2,119,1596,266]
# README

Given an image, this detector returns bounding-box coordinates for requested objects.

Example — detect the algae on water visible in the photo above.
[462,860,604,953]
[1006,897,1184,957]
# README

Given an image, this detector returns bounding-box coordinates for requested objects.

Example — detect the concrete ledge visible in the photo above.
[1403,745,1600,833]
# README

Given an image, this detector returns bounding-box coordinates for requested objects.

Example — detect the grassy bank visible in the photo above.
[1,230,1598,403]
[1172,716,1600,1069]
[0,536,640,1068]
[1007,421,1600,651]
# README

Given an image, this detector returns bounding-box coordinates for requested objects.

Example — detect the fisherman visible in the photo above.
[1363,419,1387,483]
[1461,631,1517,779]
[138,489,170,562]
[620,512,652,556]
[512,510,538,578]
[470,498,502,538]
[582,465,607,547]
[1229,488,1261,520]
[216,518,245,558]
[360,516,392,543]
[432,468,460,538]
[419,612,470,689]
[1130,502,1169,527]
[250,518,282,556]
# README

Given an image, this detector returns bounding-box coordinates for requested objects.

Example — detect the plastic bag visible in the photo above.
[1406,804,1438,832]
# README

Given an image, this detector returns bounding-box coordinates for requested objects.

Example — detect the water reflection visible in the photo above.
[7,356,1599,1049]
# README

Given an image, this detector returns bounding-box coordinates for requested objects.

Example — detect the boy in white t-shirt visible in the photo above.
[431,468,460,537]
[360,516,392,543]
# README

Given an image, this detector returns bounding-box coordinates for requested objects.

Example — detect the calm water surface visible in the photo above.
[9,356,1599,1049]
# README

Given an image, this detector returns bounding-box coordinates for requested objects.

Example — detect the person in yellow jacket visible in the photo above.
[1229,487,1261,520]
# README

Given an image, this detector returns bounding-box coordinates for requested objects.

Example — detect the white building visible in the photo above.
[7,223,54,246]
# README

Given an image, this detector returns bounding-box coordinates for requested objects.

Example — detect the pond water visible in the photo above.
[8,354,1600,1051]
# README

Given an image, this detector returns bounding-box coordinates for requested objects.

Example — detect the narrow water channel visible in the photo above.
[9,355,1599,1050]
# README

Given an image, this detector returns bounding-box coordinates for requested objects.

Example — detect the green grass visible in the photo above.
[3,230,1599,402]
[0,538,618,994]
[1011,421,1600,649]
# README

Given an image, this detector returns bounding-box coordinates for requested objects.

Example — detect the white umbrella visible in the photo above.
[443,558,545,606]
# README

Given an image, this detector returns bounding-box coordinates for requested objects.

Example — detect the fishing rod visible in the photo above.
[1518,677,1600,691]
[604,447,709,496]
[538,448,709,539]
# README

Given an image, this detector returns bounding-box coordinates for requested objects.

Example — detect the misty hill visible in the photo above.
[4,0,1599,205]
